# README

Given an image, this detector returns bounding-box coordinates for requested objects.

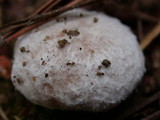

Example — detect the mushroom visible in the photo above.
[11,9,145,112]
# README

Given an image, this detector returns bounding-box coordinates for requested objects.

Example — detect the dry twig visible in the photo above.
[141,111,160,120]
[140,22,160,50]
[133,10,158,23]
[0,107,9,120]
[103,2,159,23]
[137,20,144,41]
[113,91,160,120]
[0,0,96,48]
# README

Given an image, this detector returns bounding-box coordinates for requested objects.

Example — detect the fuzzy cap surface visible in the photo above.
[11,9,145,111]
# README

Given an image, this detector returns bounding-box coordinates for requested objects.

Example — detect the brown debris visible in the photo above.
[16,78,23,85]
[62,28,80,36]
[58,39,69,48]
[56,18,60,22]
[20,46,26,52]
[66,62,75,66]
[32,77,37,81]
[45,73,49,78]
[62,29,67,34]
[64,17,67,24]
[26,50,30,53]
[41,60,46,65]
[19,46,30,53]
[22,61,27,67]
[35,28,40,32]
[13,76,16,79]
[93,17,98,23]
[80,13,84,17]
[98,66,102,70]
[44,35,51,41]
[102,59,111,68]
[90,49,94,54]
[97,72,105,76]
[69,36,72,39]
[67,29,80,36]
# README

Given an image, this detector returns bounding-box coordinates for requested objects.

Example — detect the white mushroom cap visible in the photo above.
[11,9,145,111]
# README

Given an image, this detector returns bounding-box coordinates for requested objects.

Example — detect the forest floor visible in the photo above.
[0,0,160,120]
